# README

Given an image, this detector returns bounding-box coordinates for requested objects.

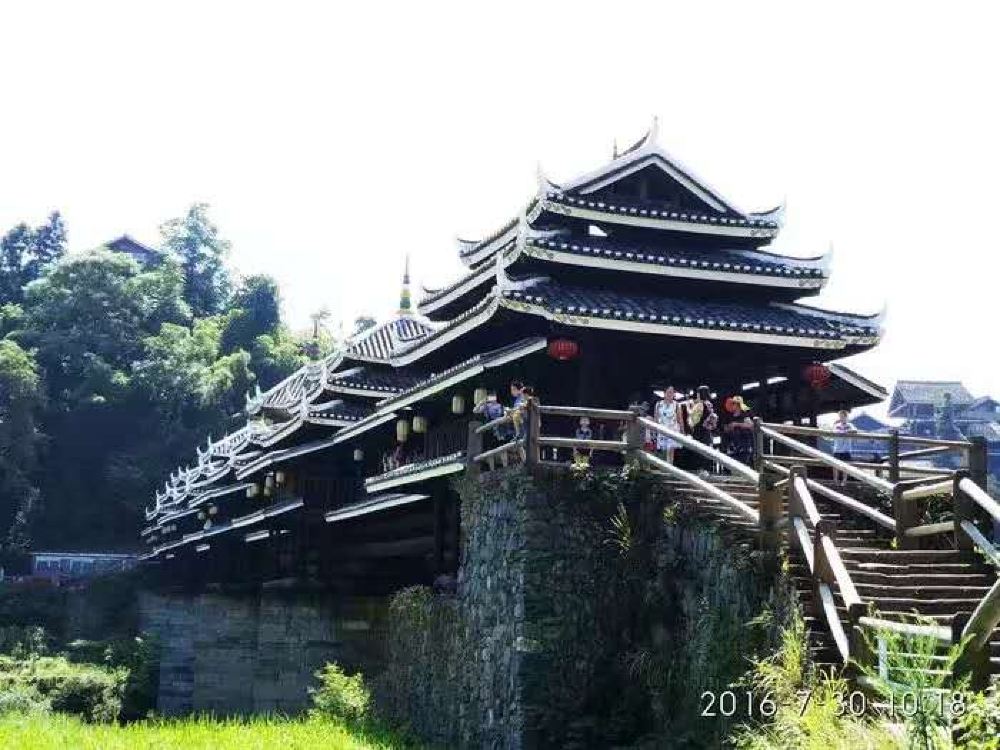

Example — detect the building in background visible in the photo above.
[828,381,1000,478]
[30,551,137,582]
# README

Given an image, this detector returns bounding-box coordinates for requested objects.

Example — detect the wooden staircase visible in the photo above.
[470,402,1000,689]
[658,470,1000,685]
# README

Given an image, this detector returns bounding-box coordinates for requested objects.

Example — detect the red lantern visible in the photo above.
[547,338,579,361]
[803,363,831,390]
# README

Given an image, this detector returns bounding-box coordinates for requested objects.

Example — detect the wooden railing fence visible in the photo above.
[463,401,1000,690]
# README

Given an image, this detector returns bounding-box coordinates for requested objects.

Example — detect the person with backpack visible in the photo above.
[687,385,718,475]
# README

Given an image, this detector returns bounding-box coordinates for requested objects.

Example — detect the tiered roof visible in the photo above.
[143,122,886,559]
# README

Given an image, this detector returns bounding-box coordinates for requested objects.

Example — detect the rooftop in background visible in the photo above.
[888,380,975,416]
[105,234,164,266]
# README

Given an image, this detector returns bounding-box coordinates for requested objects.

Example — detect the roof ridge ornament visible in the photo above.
[536,163,559,196]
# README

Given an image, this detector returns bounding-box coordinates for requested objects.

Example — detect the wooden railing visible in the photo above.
[463,401,999,688]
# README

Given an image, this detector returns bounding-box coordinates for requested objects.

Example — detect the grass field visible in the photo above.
[0,713,413,750]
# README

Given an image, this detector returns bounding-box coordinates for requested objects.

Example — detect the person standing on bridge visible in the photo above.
[831,409,857,486]
[653,386,681,464]
[687,385,718,476]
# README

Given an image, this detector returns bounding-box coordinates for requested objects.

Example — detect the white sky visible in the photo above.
[2,2,998,408]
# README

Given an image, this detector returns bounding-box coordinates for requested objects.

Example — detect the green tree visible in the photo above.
[0,340,44,562]
[0,213,66,305]
[221,274,281,353]
[159,203,231,317]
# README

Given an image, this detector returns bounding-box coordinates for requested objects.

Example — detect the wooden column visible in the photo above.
[433,494,446,575]
[969,436,988,490]
[524,399,540,468]
[892,485,917,549]
[887,429,901,483]
[953,469,975,551]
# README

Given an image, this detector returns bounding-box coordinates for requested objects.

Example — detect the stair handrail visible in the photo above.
[639,417,759,484]
[765,461,896,530]
[761,422,974,451]
[786,466,866,666]
[637,449,759,523]
[758,423,895,495]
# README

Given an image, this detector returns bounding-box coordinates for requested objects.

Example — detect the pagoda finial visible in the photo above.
[646,115,660,147]
[398,255,412,313]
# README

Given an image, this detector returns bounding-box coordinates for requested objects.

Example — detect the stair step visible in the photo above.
[850,571,998,587]
[855,584,995,599]
[839,549,980,564]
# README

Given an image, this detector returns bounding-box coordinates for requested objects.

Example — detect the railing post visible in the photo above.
[952,611,990,692]
[846,601,871,679]
[892,484,916,549]
[625,408,643,465]
[524,399,540,469]
[787,465,806,519]
[888,429,900,484]
[752,417,764,476]
[758,473,782,561]
[953,469,974,551]
[466,420,483,476]
[969,436,988,490]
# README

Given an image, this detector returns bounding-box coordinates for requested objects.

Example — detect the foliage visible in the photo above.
[0,712,411,749]
[221,274,282,353]
[159,203,231,317]
[730,613,901,749]
[310,663,373,725]
[65,635,159,720]
[0,213,66,305]
[854,615,967,749]
[0,654,126,723]
[955,690,1000,750]
[0,340,43,562]
[0,206,318,550]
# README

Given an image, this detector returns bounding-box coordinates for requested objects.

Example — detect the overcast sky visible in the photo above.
[2,2,998,406]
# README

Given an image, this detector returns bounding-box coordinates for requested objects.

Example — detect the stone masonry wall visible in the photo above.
[138,590,386,715]
[379,468,783,749]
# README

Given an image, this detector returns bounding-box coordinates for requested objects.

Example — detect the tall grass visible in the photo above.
[0,713,412,750]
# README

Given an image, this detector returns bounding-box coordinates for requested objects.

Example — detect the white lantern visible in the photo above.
[353,448,364,462]
[473,388,488,406]
[412,415,428,434]
[451,394,465,414]
[208,505,217,516]
[396,419,410,442]
[203,520,212,530]
[197,510,207,521]
[275,471,286,486]
[246,484,259,499]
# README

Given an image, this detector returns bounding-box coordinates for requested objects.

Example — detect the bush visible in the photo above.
[309,663,372,724]
[65,634,160,719]
[0,625,50,657]
[0,655,125,723]
[0,685,50,715]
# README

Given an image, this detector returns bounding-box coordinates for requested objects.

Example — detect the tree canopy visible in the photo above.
[0,204,322,559]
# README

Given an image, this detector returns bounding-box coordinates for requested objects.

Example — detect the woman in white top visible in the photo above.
[653,386,682,464]
[831,409,856,486]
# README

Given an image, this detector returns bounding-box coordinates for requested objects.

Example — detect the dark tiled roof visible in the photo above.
[892,381,974,406]
[526,233,824,279]
[546,192,780,230]
[347,316,436,361]
[364,451,465,488]
[327,367,426,395]
[377,337,547,410]
[501,280,879,343]
[307,400,373,422]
